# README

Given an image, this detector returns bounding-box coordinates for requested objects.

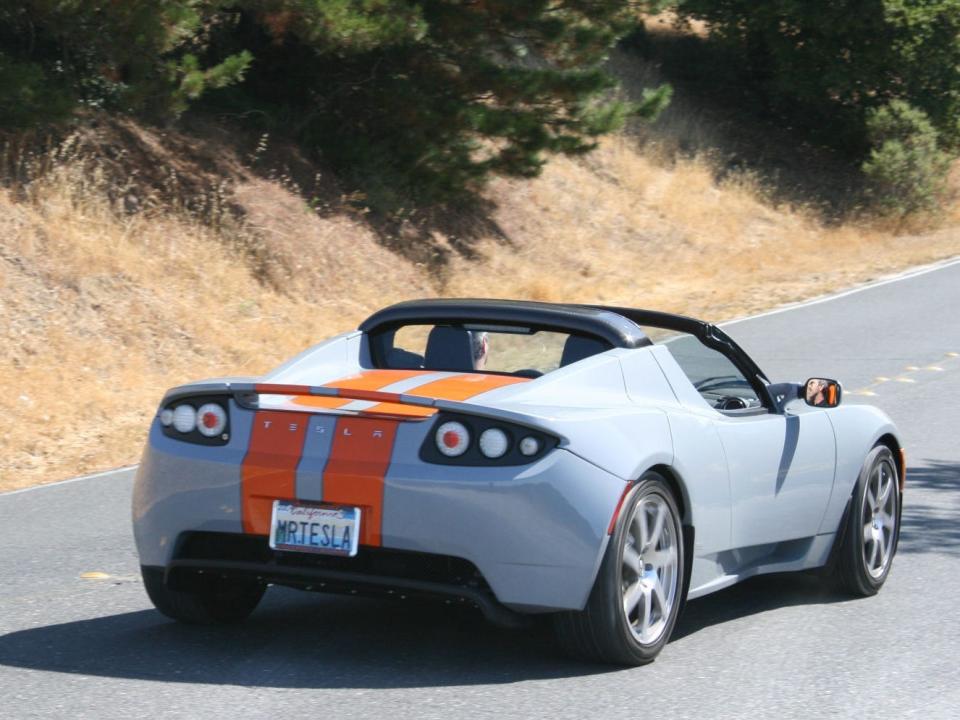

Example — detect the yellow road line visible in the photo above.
[79,571,111,580]
[849,350,959,398]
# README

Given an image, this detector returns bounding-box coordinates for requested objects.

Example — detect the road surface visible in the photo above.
[2,260,959,719]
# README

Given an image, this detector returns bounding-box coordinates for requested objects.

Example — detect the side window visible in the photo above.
[664,334,763,411]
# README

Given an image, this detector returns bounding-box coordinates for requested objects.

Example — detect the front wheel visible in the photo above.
[554,474,686,665]
[835,446,901,596]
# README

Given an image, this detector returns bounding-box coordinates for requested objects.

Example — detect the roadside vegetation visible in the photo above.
[2,2,960,489]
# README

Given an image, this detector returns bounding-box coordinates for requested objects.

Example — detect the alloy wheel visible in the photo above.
[621,492,680,645]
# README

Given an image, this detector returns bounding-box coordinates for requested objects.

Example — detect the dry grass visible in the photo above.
[2,124,959,492]
[449,137,960,318]
[0,147,431,491]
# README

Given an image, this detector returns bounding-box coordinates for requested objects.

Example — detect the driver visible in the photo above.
[470,331,489,370]
[806,378,828,406]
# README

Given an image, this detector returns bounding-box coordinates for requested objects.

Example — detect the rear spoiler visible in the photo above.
[160,381,562,437]
[166,382,431,408]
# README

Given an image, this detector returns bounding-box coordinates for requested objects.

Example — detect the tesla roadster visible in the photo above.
[133,299,903,665]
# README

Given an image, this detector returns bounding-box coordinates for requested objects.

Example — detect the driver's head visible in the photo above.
[806,378,826,403]
[470,331,489,370]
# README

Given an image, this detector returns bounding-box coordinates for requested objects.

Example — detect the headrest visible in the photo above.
[424,326,475,371]
[560,335,610,367]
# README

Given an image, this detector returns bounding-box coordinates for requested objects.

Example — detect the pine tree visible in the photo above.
[221,0,670,207]
[2,2,670,210]
[0,2,251,125]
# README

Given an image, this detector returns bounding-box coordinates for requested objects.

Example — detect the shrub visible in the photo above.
[0,54,74,127]
[677,0,960,152]
[862,101,951,215]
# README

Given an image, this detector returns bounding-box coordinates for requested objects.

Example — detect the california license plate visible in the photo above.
[269,501,360,557]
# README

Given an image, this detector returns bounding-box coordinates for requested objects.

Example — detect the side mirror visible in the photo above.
[803,377,842,408]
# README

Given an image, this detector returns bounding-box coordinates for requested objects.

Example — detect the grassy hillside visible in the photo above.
[2,50,959,491]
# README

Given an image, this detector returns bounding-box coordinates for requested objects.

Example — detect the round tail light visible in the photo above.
[479,428,509,459]
[172,404,197,433]
[519,436,540,457]
[196,403,228,437]
[436,421,470,457]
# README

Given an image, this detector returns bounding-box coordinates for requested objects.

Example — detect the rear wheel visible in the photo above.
[835,446,900,596]
[141,567,266,624]
[554,474,685,665]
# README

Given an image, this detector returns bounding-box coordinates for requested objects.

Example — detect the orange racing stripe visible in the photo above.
[288,395,355,410]
[361,402,436,418]
[361,373,529,416]
[322,417,399,547]
[327,368,428,390]
[288,369,432,411]
[404,373,528,402]
[241,410,310,534]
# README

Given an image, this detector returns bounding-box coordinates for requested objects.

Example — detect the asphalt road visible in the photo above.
[3,260,960,719]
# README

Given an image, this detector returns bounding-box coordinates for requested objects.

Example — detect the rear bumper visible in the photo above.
[158,532,525,625]
[133,418,625,612]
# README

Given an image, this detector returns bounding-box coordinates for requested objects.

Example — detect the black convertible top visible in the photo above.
[361,298,769,383]
[360,298,653,349]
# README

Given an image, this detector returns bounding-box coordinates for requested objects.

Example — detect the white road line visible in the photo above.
[721,254,960,327]
[0,464,138,498]
[8,252,960,497]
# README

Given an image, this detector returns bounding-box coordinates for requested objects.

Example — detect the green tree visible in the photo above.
[2,2,670,209]
[676,0,960,150]
[216,0,670,207]
[0,1,251,124]
[0,53,74,127]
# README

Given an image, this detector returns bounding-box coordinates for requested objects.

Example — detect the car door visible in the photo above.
[713,409,836,547]
[661,332,837,548]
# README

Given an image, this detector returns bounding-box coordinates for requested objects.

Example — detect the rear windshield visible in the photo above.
[370,323,613,377]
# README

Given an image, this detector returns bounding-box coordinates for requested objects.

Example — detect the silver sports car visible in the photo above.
[133,299,903,665]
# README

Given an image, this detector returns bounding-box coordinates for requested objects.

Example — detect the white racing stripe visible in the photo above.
[337,400,380,412]
[377,371,456,394]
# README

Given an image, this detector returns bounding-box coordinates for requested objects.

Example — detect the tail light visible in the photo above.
[478,428,509,459]
[172,405,197,433]
[196,403,228,437]
[435,421,470,457]
[518,436,541,457]
[421,413,555,466]
[159,396,230,445]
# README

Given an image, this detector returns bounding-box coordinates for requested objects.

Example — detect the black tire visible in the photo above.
[141,567,266,624]
[835,446,901,596]
[553,473,686,665]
